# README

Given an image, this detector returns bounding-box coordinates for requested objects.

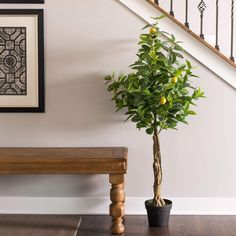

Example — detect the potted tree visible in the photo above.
[104,16,204,227]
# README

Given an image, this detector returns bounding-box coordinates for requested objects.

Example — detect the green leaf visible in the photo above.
[151,15,166,21]
[142,24,152,30]
[171,34,176,41]
[181,88,189,95]
[184,102,190,112]
[104,75,112,81]
[186,60,192,69]
[131,116,140,122]
[137,121,145,129]
[169,53,176,64]
[188,110,197,115]
[146,127,154,135]
[181,120,189,124]
[193,87,205,99]
[175,52,184,58]
[174,45,183,51]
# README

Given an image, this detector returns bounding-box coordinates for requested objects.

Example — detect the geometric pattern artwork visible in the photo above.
[0,27,27,95]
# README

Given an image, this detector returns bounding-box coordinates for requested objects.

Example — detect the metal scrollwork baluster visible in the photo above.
[198,0,207,39]
[170,0,174,16]
[215,0,220,50]
[230,0,235,61]
[185,0,189,28]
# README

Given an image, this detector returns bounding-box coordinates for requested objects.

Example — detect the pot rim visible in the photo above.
[145,198,172,208]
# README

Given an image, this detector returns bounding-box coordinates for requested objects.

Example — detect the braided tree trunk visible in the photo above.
[153,129,165,207]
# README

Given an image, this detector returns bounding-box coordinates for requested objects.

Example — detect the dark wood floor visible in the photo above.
[77,215,236,236]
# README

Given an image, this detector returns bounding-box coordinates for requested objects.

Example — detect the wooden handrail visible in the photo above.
[147,0,236,69]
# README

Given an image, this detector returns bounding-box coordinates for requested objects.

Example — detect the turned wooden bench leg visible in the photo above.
[109,174,125,234]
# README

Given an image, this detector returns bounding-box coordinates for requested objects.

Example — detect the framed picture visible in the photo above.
[0,9,44,112]
[0,0,44,3]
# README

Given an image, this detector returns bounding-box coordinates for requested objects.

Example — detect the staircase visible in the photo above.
[118,0,236,88]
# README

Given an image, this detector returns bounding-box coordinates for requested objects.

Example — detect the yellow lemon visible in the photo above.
[160,97,167,105]
[149,27,157,34]
[171,77,178,83]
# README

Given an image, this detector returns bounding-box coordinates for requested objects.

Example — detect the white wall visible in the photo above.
[0,0,236,213]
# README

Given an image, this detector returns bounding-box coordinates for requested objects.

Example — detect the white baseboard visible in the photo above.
[0,197,236,215]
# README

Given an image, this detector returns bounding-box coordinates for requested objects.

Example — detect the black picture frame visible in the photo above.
[0,9,44,112]
[0,0,44,3]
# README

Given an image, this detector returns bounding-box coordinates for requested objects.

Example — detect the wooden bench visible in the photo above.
[0,147,128,234]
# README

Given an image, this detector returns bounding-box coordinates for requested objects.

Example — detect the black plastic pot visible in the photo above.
[145,199,172,227]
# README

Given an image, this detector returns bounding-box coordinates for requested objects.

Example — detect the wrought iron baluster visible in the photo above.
[215,0,220,50]
[230,0,235,61]
[185,0,189,28]
[154,0,159,5]
[198,0,207,39]
[170,0,174,16]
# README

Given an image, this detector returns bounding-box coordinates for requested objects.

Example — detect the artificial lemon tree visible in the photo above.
[105,17,204,207]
